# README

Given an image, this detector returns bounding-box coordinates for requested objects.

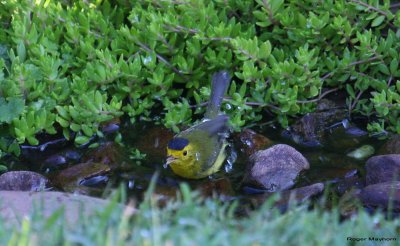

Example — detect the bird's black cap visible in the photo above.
[168,137,189,150]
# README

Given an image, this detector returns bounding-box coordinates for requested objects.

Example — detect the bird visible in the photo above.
[165,71,231,179]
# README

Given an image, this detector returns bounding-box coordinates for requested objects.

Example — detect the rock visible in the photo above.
[277,183,324,206]
[288,99,347,147]
[0,191,136,225]
[244,183,324,210]
[0,171,51,191]
[336,171,365,195]
[346,145,375,160]
[359,182,400,211]
[82,142,127,169]
[365,154,400,185]
[50,162,111,194]
[233,129,273,157]
[42,154,67,169]
[20,136,72,167]
[243,144,310,191]
[378,135,400,155]
[338,189,362,218]
[100,118,120,134]
[40,148,84,172]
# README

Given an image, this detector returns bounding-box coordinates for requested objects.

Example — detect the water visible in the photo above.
[0,116,388,209]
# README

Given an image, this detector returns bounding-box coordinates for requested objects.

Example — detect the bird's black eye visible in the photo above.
[183,150,187,156]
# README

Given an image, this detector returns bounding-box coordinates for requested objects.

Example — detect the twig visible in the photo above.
[321,55,382,81]
[297,87,340,104]
[189,97,281,111]
[349,89,364,117]
[349,55,381,66]
[387,76,393,87]
[390,3,400,9]
[320,72,334,81]
[349,0,388,17]
[189,102,208,108]
[262,0,276,25]
[164,24,199,34]
[135,40,186,76]
[245,101,281,111]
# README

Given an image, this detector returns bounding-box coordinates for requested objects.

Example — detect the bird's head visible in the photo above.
[165,137,196,169]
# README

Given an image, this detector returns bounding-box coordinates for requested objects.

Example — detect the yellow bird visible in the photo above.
[165,71,231,179]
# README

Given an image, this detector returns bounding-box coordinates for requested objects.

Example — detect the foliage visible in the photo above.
[1,185,399,245]
[0,0,400,153]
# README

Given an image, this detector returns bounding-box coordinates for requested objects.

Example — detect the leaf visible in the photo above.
[390,58,398,75]
[75,135,90,145]
[0,98,25,123]
[346,84,356,98]
[371,16,385,27]
[0,165,7,173]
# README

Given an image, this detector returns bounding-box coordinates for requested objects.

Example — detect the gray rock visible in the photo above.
[336,176,365,195]
[378,135,400,155]
[245,183,324,210]
[0,191,136,225]
[359,182,400,211]
[0,171,51,191]
[289,99,347,147]
[279,183,324,204]
[243,144,310,191]
[365,154,400,185]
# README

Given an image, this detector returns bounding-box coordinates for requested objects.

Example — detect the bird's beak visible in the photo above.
[164,155,177,168]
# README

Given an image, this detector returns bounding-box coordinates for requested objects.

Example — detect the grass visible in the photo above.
[1,183,398,246]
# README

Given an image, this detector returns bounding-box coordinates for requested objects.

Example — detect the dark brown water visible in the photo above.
[0,117,386,210]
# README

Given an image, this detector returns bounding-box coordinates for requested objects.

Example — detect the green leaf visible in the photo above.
[390,58,398,74]
[75,136,90,145]
[0,98,25,123]
[8,142,20,156]
[371,16,385,27]
[27,136,39,146]
[346,84,356,98]
[0,165,7,173]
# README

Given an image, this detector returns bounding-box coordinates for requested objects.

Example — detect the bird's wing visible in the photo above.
[191,114,229,137]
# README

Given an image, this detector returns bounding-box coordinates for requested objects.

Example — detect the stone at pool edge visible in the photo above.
[378,134,400,155]
[288,99,347,147]
[244,183,325,210]
[232,128,273,157]
[365,154,400,185]
[359,181,400,211]
[242,144,310,192]
[49,162,111,194]
[0,171,51,191]
[0,191,136,226]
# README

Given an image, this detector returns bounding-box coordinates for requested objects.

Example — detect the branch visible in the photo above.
[320,55,382,81]
[297,88,340,104]
[350,0,388,17]
[390,3,400,9]
[349,89,364,117]
[189,98,281,111]
[349,55,381,66]
[163,24,199,34]
[135,40,186,76]
[262,0,277,25]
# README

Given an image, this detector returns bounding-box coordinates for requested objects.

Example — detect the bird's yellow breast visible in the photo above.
[167,142,227,179]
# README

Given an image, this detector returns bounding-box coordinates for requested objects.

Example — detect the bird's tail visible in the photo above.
[204,71,231,119]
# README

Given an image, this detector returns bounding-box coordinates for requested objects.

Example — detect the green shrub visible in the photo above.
[0,0,400,152]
